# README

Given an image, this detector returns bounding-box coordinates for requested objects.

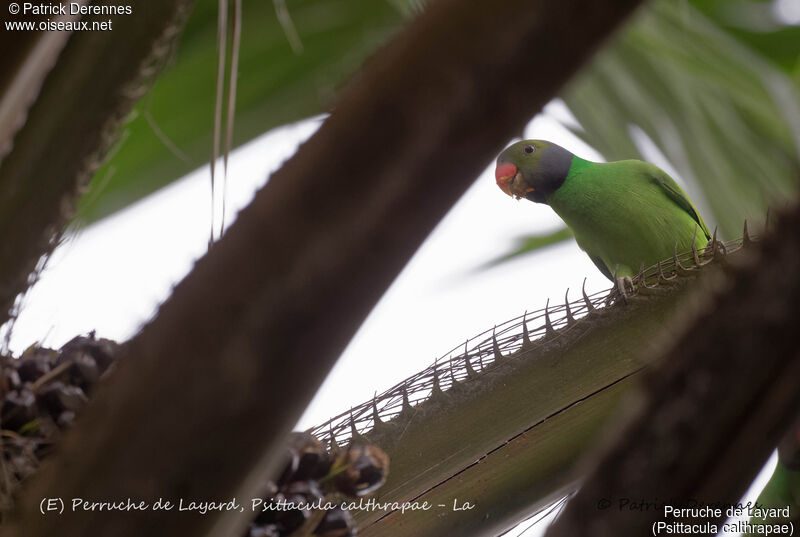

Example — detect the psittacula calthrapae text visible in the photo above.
[495,140,711,281]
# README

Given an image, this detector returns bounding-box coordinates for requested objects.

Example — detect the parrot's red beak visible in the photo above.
[495,163,518,197]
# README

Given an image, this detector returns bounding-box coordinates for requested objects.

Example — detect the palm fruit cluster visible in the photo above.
[1,335,389,536]
[0,334,119,518]
[247,432,390,537]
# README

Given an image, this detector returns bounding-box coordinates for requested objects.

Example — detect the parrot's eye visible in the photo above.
[523,145,535,154]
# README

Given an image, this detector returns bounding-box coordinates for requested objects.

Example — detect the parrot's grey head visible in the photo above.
[495,140,574,204]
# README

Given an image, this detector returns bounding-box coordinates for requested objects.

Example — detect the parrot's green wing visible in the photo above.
[648,166,712,241]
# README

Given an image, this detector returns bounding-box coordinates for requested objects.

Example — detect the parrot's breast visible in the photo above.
[546,161,708,278]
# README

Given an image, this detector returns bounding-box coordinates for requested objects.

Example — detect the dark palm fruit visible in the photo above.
[286,481,325,505]
[334,444,390,497]
[314,508,356,537]
[1,338,120,523]
[274,493,312,533]
[57,410,76,428]
[86,338,118,374]
[292,434,332,482]
[253,494,282,526]
[251,481,279,525]
[65,354,99,394]
[8,451,38,481]
[277,456,299,489]
[277,448,301,487]
[16,354,51,383]
[279,432,332,485]
[1,367,21,392]
[38,382,88,420]
[60,335,118,374]
[1,389,37,430]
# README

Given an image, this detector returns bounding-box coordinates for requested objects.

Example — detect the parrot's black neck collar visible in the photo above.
[525,143,573,204]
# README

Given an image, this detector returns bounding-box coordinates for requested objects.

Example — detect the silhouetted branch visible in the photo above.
[0,0,195,327]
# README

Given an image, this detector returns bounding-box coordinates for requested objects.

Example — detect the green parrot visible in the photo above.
[495,140,711,281]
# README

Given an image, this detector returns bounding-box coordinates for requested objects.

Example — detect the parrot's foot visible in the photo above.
[605,276,634,306]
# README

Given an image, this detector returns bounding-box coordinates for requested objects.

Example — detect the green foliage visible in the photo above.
[480,227,573,269]
[78,0,408,222]
[690,0,800,75]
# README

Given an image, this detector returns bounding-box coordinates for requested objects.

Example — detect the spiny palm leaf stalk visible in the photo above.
[308,236,752,537]
[0,0,196,329]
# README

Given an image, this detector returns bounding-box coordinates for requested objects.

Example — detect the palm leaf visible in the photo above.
[479,227,573,270]
[77,0,410,222]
